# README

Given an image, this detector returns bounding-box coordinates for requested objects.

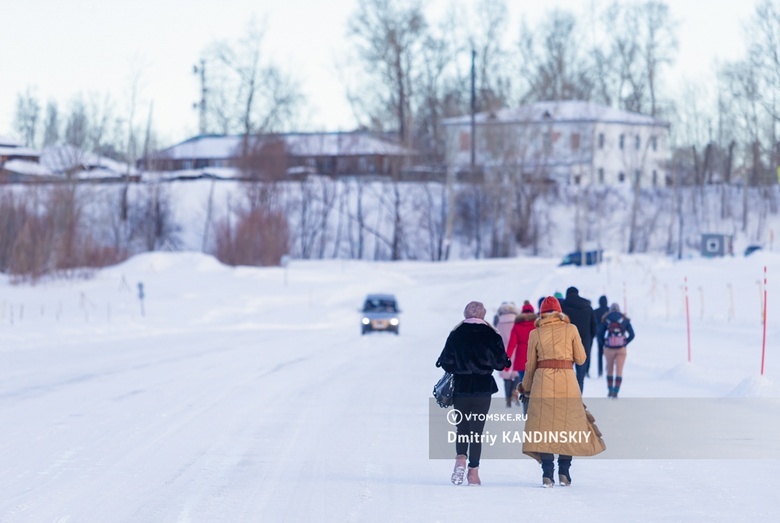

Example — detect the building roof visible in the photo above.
[1,159,53,176]
[443,100,669,127]
[0,144,40,157]
[40,145,136,175]
[156,132,416,160]
[0,135,22,148]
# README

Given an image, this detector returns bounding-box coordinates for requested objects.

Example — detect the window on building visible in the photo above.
[459,132,470,152]
[652,170,658,186]
[573,175,581,184]
[651,136,658,151]
[598,168,605,183]
[570,133,580,150]
[543,132,552,151]
[598,133,605,149]
[618,171,625,182]
[635,135,640,150]
[635,170,641,184]
[619,134,625,150]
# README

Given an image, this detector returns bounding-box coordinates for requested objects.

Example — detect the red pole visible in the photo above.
[761,266,767,376]
[685,277,691,363]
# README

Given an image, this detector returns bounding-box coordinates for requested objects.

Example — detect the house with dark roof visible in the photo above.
[443,100,671,187]
[0,135,54,182]
[146,132,418,179]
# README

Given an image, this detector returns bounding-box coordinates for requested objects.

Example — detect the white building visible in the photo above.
[442,100,670,187]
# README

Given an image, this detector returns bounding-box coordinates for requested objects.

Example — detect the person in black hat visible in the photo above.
[560,287,597,393]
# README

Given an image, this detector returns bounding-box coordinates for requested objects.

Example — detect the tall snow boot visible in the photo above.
[467,467,481,486]
[451,454,467,485]
[541,459,555,488]
[613,376,623,398]
[607,375,615,398]
[558,457,572,486]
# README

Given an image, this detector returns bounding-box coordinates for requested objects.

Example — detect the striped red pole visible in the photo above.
[761,266,767,376]
[685,277,691,363]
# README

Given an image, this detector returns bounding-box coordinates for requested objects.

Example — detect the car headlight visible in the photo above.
[390,318,399,326]
[362,317,370,325]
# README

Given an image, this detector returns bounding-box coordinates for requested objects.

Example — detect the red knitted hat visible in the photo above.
[521,300,534,313]
[539,296,562,313]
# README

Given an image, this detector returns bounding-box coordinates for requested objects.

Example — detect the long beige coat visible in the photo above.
[520,312,606,461]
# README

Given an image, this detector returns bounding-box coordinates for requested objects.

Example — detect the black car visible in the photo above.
[361,294,400,335]
[559,250,604,267]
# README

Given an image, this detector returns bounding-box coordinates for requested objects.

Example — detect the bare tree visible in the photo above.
[347,0,427,145]
[14,86,41,148]
[593,1,678,116]
[205,20,302,149]
[469,0,512,112]
[515,10,594,103]
[42,100,60,147]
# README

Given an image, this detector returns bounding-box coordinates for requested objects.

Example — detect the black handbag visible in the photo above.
[433,372,454,408]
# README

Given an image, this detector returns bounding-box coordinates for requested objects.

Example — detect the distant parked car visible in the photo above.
[360,294,400,335]
[744,245,762,256]
[559,250,603,267]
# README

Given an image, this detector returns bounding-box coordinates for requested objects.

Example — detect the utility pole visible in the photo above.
[193,59,207,135]
[677,160,683,260]
[470,49,476,172]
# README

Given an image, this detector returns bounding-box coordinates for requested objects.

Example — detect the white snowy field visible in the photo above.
[1,251,779,522]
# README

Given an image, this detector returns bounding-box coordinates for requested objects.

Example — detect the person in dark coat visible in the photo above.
[599,303,636,398]
[436,301,510,486]
[593,296,610,377]
[560,287,597,393]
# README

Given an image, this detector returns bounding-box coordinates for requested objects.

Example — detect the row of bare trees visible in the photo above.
[0,182,180,281]
[6,1,780,274]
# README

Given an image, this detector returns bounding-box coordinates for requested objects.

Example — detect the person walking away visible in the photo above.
[504,301,537,412]
[600,303,635,398]
[517,296,606,487]
[436,301,511,486]
[560,287,597,393]
[593,296,610,377]
[494,303,519,406]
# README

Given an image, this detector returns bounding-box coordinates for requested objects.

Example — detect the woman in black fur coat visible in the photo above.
[436,301,511,486]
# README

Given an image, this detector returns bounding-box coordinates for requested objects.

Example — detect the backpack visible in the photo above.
[605,316,627,348]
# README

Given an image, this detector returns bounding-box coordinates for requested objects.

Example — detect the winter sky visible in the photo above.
[0,0,760,147]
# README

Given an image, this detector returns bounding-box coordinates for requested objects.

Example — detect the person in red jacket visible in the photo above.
[503,300,537,412]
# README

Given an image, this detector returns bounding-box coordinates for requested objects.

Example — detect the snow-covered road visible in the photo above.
[1,252,778,522]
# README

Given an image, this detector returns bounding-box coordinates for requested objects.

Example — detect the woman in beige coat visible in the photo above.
[517,296,606,487]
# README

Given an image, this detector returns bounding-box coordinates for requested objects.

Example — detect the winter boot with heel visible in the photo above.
[467,467,481,486]
[451,454,467,485]
[541,460,555,488]
[558,458,572,486]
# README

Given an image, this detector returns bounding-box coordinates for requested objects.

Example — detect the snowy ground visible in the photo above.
[1,252,778,522]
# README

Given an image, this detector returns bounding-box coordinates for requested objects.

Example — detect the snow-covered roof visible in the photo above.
[443,100,669,127]
[0,145,40,157]
[1,159,53,176]
[148,167,243,181]
[157,135,243,161]
[0,135,22,147]
[282,133,414,156]
[40,145,136,175]
[157,133,415,161]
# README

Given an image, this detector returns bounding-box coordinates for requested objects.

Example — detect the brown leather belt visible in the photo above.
[536,359,574,369]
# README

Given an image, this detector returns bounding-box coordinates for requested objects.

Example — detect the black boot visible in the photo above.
[541,458,555,487]
[558,457,572,486]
